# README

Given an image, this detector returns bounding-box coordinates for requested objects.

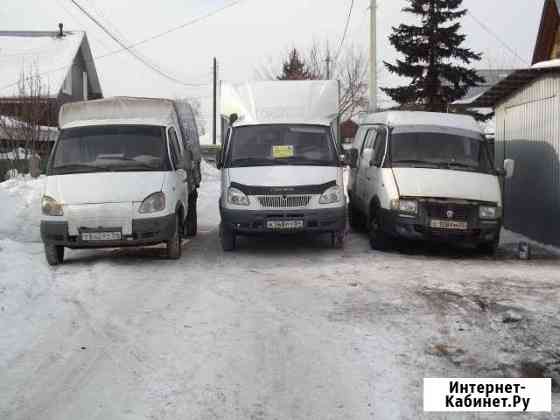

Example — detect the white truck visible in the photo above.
[347,111,514,254]
[216,80,346,251]
[40,97,201,265]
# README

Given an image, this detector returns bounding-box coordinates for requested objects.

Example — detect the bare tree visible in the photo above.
[0,67,52,178]
[258,41,370,120]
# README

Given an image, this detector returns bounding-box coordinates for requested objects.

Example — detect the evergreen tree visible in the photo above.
[277,48,317,80]
[382,0,484,113]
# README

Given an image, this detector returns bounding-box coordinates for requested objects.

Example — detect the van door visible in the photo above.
[348,127,368,199]
[362,126,388,209]
[168,127,188,215]
[356,128,377,208]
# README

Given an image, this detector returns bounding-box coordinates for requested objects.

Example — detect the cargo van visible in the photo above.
[216,81,346,251]
[347,111,514,253]
[40,97,201,265]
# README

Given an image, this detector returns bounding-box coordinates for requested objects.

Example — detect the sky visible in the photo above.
[0,0,545,122]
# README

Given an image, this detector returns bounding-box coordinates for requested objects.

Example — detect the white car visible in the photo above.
[347,111,514,254]
[40,97,201,265]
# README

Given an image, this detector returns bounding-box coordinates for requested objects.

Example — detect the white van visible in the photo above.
[347,111,514,253]
[40,97,201,265]
[216,80,346,251]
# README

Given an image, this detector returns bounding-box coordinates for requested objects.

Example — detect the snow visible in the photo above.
[532,59,560,70]
[0,166,559,419]
[0,31,84,97]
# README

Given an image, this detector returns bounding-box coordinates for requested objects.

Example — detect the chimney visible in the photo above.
[58,23,64,37]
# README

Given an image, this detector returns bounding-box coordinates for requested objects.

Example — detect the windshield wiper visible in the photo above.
[432,161,478,171]
[391,159,440,168]
[52,163,112,173]
[230,157,278,167]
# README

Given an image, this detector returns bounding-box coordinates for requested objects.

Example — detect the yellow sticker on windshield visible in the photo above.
[272,145,294,159]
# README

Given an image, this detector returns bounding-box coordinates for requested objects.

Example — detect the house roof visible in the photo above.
[532,0,560,64]
[469,61,560,108]
[452,69,515,106]
[0,30,102,98]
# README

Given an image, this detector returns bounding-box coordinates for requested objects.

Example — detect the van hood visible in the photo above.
[46,172,166,205]
[228,166,340,187]
[392,168,501,203]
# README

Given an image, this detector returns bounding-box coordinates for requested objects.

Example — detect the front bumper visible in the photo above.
[40,214,176,249]
[379,209,501,245]
[220,206,346,235]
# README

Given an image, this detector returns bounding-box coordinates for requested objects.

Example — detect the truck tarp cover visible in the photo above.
[221,80,339,125]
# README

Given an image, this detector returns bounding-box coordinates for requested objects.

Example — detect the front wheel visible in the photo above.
[45,244,64,266]
[348,202,365,231]
[220,222,236,251]
[477,235,500,256]
[368,208,393,251]
[185,191,198,237]
[332,230,345,249]
[166,215,182,260]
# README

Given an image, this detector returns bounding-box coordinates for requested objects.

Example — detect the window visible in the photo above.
[372,127,387,167]
[226,125,337,167]
[168,128,182,169]
[62,70,72,95]
[82,71,88,100]
[50,125,169,175]
[360,129,377,156]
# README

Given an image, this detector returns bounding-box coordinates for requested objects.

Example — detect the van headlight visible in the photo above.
[227,187,250,206]
[479,205,501,220]
[139,192,166,214]
[390,199,418,215]
[319,186,343,204]
[41,195,64,216]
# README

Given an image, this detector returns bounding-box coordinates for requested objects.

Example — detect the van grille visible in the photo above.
[257,195,312,209]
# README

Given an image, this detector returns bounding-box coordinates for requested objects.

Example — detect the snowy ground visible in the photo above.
[0,165,559,420]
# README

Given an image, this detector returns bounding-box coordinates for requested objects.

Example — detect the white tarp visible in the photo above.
[221,80,340,126]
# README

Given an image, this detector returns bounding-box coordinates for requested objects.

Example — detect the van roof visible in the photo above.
[59,96,179,129]
[223,80,339,127]
[358,111,482,133]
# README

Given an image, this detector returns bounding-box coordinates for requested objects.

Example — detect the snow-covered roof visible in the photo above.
[452,69,515,106]
[470,62,560,108]
[222,80,339,127]
[0,30,102,98]
[358,111,481,133]
[531,58,560,69]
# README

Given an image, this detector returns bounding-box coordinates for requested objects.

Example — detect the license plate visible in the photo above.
[81,231,122,241]
[430,219,468,231]
[266,220,304,230]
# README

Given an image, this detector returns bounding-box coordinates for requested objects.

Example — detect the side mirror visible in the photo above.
[215,146,223,169]
[504,159,515,179]
[229,113,238,126]
[345,148,358,168]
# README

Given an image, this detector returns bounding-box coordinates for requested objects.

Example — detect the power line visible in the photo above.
[70,0,207,87]
[0,0,245,92]
[467,11,529,66]
[334,0,355,62]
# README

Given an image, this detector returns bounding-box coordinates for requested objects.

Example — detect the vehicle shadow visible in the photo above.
[232,233,337,256]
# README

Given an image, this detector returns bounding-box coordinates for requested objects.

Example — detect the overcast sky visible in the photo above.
[0,0,544,115]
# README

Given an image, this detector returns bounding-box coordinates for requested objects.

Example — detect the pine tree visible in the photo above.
[277,48,317,80]
[382,0,484,113]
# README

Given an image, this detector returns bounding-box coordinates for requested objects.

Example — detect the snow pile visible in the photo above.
[501,229,560,257]
[0,176,44,242]
[201,159,220,181]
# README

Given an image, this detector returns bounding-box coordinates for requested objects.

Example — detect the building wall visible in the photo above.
[495,74,560,246]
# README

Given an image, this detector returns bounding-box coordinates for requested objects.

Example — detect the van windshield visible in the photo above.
[50,125,169,175]
[389,130,494,173]
[226,125,337,167]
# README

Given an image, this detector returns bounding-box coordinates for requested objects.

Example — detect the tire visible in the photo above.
[348,201,364,231]
[185,191,198,237]
[368,207,393,251]
[219,222,236,251]
[332,230,345,249]
[166,214,182,260]
[478,236,500,256]
[45,244,64,266]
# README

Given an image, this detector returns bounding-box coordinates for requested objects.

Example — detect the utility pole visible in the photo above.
[369,0,377,112]
[212,57,217,145]
[325,42,331,79]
